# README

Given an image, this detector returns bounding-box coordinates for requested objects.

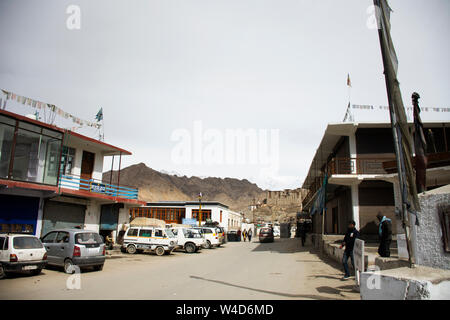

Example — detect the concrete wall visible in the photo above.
[411,189,450,270]
[65,139,105,181]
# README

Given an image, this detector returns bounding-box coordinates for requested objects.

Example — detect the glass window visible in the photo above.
[11,123,62,185]
[127,228,138,237]
[13,236,43,249]
[75,232,103,245]
[154,229,163,237]
[139,229,152,237]
[55,232,69,243]
[0,237,4,250]
[0,122,15,178]
[41,231,58,243]
[60,146,75,176]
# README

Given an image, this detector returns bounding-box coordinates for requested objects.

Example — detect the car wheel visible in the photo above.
[94,264,104,271]
[155,246,165,256]
[64,259,75,274]
[0,264,6,279]
[126,244,137,254]
[205,240,212,249]
[30,268,42,276]
[185,243,196,253]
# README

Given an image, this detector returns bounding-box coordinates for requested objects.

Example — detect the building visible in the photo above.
[301,121,450,239]
[266,188,307,207]
[129,201,243,232]
[0,109,145,240]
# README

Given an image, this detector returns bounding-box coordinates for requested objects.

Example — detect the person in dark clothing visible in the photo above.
[299,222,307,246]
[247,229,252,242]
[340,220,360,279]
[376,213,392,257]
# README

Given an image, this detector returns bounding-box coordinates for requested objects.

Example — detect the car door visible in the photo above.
[41,231,58,265]
[54,231,70,265]
[0,236,6,263]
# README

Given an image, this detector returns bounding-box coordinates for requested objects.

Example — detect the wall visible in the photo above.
[411,189,450,270]
[65,139,105,181]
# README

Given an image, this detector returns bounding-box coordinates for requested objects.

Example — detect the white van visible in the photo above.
[192,227,221,249]
[0,233,47,279]
[170,227,206,253]
[121,226,177,256]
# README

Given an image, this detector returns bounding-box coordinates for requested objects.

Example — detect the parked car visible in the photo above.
[216,226,226,245]
[41,229,105,274]
[0,233,47,279]
[259,227,274,243]
[121,226,177,256]
[192,227,221,249]
[170,227,206,253]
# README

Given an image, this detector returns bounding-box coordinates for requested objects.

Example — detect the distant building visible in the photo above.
[129,201,242,232]
[0,109,145,241]
[301,121,450,239]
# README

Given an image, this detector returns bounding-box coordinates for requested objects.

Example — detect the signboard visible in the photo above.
[182,218,197,226]
[91,182,106,194]
[354,239,365,286]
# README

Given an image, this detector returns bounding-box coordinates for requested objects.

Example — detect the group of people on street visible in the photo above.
[340,213,392,279]
[242,229,253,242]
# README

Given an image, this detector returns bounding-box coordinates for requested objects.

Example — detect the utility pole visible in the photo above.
[198,192,202,227]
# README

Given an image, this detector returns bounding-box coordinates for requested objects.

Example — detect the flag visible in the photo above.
[95,108,103,121]
[374,0,419,211]
[412,92,427,193]
[310,174,328,216]
[347,74,352,87]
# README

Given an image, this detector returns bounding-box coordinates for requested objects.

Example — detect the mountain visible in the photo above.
[102,163,267,213]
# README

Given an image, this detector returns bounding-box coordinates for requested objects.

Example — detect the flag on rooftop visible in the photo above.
[95,107,103,122]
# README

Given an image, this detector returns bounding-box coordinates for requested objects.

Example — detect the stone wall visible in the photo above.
[411,187,450,270]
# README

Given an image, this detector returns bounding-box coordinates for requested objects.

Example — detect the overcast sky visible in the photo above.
[1,0,449,190]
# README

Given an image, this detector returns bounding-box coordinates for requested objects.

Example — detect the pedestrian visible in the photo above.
[299,222,307,246]
[376,213,392,257]
[237,229,241,242]
[247,228,252,242]
[340,220,360,279]
[242,229,247,242]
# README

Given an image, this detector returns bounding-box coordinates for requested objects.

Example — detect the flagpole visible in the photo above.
[374,0,415,267]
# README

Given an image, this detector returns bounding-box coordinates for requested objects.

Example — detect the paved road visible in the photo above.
[0,238,359,300]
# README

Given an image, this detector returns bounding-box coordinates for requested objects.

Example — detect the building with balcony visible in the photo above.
[302,121,450,239]
[129,201,243,231]
[0,109,145,240]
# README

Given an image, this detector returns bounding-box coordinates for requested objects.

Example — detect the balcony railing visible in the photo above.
[327,157,395,175]
[59,174,139,200]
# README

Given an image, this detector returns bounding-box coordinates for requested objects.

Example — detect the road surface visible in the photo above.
[0,238,359,300]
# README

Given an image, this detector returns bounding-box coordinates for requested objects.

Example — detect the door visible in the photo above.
[54,231,70,265]
[80,151,95,181]
[332,207,338,234]
[42,201,86,237]
[100,204,123,231]
[41,231,58,265]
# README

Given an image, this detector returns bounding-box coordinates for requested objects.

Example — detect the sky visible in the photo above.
[0,0,449,190]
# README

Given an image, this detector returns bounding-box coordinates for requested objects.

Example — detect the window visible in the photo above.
[0,117,15,178]
[154,229,163,237]
[202,228,212,234]
[192,209,212,221]
[0,237,4,250]
[220,211,222,223]
[127,228,138,237]
[139,229,152,237]
[55,232,69,243]
[13,236,43,249]
[60,146,76,176]
[42,232,58,243]
[75,232,103,245]
[439,204,450,253]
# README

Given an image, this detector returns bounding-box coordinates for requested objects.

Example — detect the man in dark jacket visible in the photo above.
[340,220,360,279]
[377,213,392,257]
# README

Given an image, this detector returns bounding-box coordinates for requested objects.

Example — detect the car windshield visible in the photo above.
[165,229,176,238]
[75,232,103,245]
[13,236,43,249]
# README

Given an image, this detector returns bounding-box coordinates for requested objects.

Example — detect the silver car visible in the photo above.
[41,229,105,274]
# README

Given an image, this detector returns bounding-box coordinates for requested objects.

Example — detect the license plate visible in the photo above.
[23,265,37,270]
[89,247,100,253]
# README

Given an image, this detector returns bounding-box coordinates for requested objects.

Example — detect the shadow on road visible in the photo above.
[251,238,311,254]
[189,275,340,300]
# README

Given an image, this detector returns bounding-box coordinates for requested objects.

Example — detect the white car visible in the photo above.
[121,226,178,256]
[192,227,221,249]
[0,233,47,279]
[170,227,206,253]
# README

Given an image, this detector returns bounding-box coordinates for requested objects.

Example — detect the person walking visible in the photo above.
[376,213,392,257]
[242,229,247,242]
[299,222,307,246]
[247,229,252,242]
[340,220,360,279]
[237,229,241,242]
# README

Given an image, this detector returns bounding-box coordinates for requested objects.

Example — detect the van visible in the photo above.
[192,227,221,249]
[169,227,206,253]
[122,226,177,256]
